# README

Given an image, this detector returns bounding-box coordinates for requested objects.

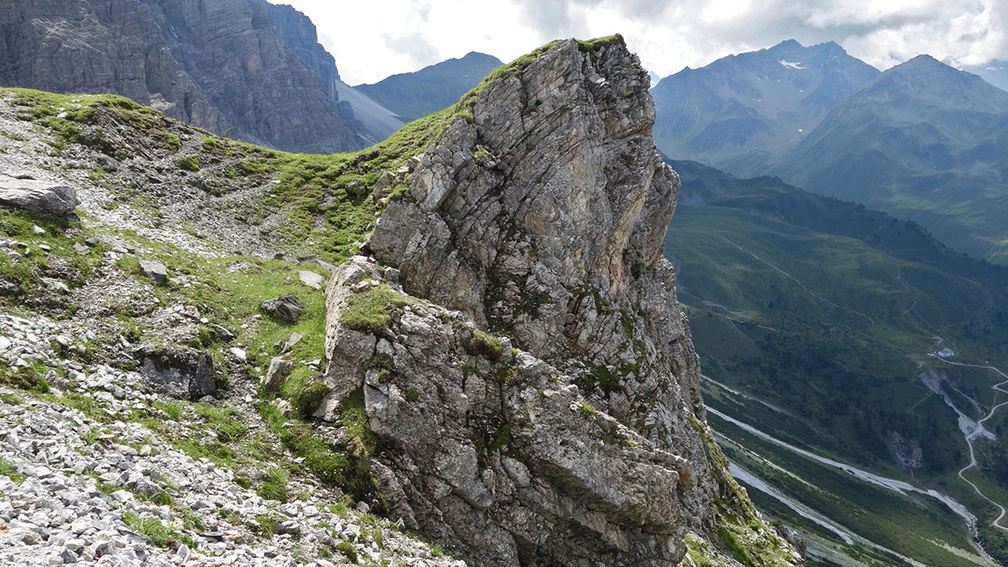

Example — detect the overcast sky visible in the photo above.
[282,0,1008,86]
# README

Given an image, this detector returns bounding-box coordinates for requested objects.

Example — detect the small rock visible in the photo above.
[298,270,325,290]
[263,357,293,393]
[347,180,368,197]
[273,520,301,536]
[279,333,303,354]
[383,267,401,284]
[229,347,247,362]
[260,295,305,324]
[211,324,235,343]
[32,225,46,235]
[372,171,394,199]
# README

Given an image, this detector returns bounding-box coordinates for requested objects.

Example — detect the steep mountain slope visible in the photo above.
[651,39,879,166]
[665,161,1008,566]
[0,37,802,566]
[0,0,403,152]
[739,55,1008,264]
[355,52,503,122]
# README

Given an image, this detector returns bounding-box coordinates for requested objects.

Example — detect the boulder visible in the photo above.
[138,347,216,400]
[298,270,325,290]
[263,356,293,394]
[0,175,79,220]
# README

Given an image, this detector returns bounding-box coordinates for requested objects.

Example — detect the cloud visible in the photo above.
[282,0,1008,84]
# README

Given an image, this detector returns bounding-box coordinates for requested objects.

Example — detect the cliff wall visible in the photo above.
[321,37,803,566]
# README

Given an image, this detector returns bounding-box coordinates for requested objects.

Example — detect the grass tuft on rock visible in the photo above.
[341,285,419,333]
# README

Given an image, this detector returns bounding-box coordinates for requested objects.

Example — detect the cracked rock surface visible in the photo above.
[325,38,799,566]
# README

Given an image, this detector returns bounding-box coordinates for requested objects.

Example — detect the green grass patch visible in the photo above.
[176,155,201,171]
[464,329,503,359]
[123,511,196,549]
[0,457,25,483]
[341,285,420,333]
[258,466,290,502]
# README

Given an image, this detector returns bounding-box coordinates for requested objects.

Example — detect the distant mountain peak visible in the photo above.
[651,39,880,167]
[773,39,804,50]
[354,52,503,122]
[900,53,944,67]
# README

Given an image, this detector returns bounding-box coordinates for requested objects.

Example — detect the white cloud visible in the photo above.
[280,0,1008,84]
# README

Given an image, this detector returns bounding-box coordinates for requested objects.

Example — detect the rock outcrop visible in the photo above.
[321,37,802,566]
[0,0,397,152]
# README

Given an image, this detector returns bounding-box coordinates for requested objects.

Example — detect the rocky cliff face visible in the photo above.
[0,0,389,152]
[320,37,802,566]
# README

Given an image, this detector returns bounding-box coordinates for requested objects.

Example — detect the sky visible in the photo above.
[282,0,1008,86]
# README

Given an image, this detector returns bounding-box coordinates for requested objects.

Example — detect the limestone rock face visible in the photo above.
[322,257,691,566]
[0,0,376,152]
[325,38,802,566]
[368,36,711,496]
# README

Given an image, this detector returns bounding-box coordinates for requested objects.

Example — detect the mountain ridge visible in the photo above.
[355,52,504,122]
[651,39,880,166]
[738,53,1008,264]
[0,0,402,153]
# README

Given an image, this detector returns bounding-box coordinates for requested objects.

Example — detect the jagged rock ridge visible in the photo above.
[0,0,400,152]
[321,37,802,566]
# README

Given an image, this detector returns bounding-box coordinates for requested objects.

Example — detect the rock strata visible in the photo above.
[322,257,692,565]
[326,37,802,566]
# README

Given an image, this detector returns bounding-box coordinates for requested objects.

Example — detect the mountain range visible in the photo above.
[651,40,879,166]
[653,40,1008,266]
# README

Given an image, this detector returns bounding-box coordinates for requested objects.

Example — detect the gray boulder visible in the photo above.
[263,356,293,394]
[0,175,79,219]
[139,259,168,285]
[138,347,216,400]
